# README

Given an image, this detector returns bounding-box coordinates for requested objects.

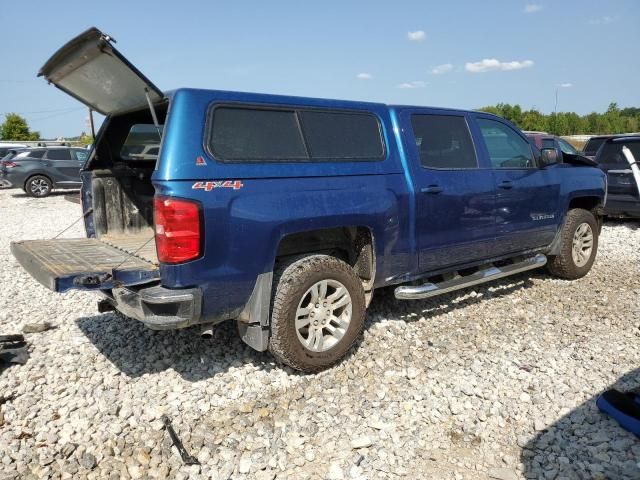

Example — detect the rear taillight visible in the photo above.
[3,161,17,168]
[154,196,201,264]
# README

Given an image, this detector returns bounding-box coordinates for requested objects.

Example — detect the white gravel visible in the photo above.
[0,188,639,480]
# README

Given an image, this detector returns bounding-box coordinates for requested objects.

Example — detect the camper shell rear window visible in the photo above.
[206,104,385,162]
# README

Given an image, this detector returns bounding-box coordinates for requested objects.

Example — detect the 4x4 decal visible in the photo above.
[192,180,244,191]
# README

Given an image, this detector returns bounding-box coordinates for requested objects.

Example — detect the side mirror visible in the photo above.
[540,147,560,167]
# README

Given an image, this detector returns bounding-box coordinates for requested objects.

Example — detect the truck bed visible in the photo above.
[101,228,158,265]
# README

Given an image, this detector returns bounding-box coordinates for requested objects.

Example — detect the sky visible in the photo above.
[1,0,639,139]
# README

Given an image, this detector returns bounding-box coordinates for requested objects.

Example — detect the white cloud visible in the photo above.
[356,73,372,80]
[397,81,427,89]
[559,82,573,88]
[524,4,543,13]
[587,16,613,25]
[465,58,534,73]
[431,63,453,75]
[407,30,426,41]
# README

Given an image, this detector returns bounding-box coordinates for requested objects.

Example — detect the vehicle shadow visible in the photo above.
[75,271,539,380]
[369,270,537,324]
[604,217,639,231]
[74,313,278,381]
[10,190,77,199]
[521,368,640,479]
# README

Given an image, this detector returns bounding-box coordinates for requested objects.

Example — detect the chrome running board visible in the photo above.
[394,254,547,300]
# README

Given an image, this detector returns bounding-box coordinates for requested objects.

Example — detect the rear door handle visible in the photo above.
[498,181,513,190]
[421,185,443,194]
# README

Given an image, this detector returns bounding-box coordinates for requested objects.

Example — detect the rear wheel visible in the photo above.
[269,254,365,373]
[26,175,53,198]
[547,208,598,279]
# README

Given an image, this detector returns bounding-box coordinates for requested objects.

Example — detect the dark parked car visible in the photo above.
[0,143,27,158]
[595,136,640,218]
[583,134,640,160]
[0,147,89,197]
[525,133,581,158]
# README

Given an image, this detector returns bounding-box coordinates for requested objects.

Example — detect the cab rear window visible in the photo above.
[207,105,385,162]
[120,124,162,161]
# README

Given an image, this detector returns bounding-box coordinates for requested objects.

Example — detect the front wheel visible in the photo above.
[547,208,599,279]
[269,254,366,373]
[26,175,53,198]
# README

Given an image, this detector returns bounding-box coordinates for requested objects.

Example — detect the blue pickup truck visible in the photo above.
[11,29,606,372]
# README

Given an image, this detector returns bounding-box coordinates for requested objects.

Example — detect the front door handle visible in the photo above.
[421,185,443,194]
[498,181,513,190]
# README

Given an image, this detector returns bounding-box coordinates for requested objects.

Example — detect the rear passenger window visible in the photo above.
[208,105,385,162]
[46,149,72,160]
[410,114,477,169]
[299,111,384,159]
[210,107,307,161]
[478,119,535,168]
[541,139,555,149]
[24,150,45,159]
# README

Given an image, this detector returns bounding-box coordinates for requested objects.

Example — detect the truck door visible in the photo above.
[400,110,497,273]
[473,115,560,252]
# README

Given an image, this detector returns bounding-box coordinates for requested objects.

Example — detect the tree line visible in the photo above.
[478,103,640,136]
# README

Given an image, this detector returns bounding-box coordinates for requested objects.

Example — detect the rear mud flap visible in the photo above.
[11,238,159,292]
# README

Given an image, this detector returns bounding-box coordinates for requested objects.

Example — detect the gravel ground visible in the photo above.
[0,188,639,480]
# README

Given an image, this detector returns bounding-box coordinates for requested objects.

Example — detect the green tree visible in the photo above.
[478,102,640,135]
[0,113,40,141]
[521,109,546,132]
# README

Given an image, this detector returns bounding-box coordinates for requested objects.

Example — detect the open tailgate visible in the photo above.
[38,27,164,115]
[11,238,159,292]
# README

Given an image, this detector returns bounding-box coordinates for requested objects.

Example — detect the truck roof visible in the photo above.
[167,88,491,118]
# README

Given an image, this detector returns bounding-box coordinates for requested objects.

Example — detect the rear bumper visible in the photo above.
[103,284,202,330]
[604,195,640,218]
[0,173,13,188]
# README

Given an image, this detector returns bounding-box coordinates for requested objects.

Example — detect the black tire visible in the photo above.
[269,254,366,373]
[25,175,53,198]
[546,208,599,280]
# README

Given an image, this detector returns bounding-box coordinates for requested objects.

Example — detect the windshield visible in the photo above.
[598,142,640,165]
[557,139,579,155]
[1,149,24,161]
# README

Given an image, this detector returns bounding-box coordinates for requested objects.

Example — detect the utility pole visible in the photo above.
[552,87,559,135]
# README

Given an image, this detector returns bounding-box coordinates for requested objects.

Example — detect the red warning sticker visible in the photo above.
[195,156,207,166]
[192,180,244,191]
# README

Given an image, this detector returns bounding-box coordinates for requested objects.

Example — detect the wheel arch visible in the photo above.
[236,225,376,353]
[275,226,376,290]
[24,172,53,190]
[548,198,602,256]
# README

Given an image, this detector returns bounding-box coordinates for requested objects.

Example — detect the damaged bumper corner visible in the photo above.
[103,284,202,330]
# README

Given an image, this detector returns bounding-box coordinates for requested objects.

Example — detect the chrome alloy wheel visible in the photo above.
[30,178,50,196]
[572,222,594,267]
[295,279,352,352]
